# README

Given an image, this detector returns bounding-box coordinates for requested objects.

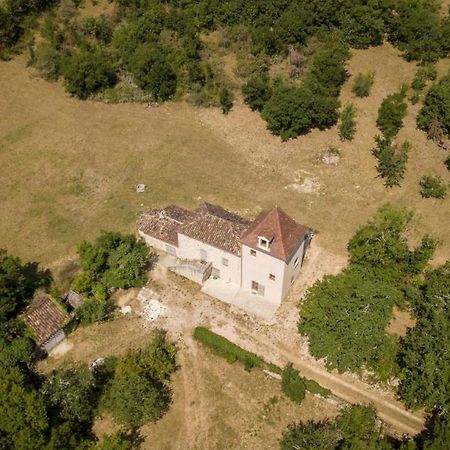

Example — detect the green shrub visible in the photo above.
[339,104,356,141]
[372,135,410,187]
[303,379,331,397]
[219,86,233,114]
[419,175,447,199]
[376,87,408,138]
[418,74,450,137]
[76,297,108,325]
[193,327,281,374]
[242,73,272,111]
[411,65,437,92]
[63,48,116,100]
[352,71,374,97]
[31,44,62,81]
[281,363,306,404]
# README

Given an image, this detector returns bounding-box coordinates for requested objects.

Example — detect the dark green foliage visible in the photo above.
[299,266,401,376]
[31,43,62,81]
[0,249,51,342]
[398,262,450,411]
[242,73,272,111]
[418,74,450,137]
[0,366,48,449]
[300,205,437,378]
[74,231,150,300]
[411,65,437,92]
[103,330,176,428]
[281,363,306,404]
[280,405,393,450]
[372,135,410,187]
[339,104,356,141]
[219,86,233,114]
[75,297,108,325]
[376,88,408,138]
[41,364,97,424]
[81,16,113,45]
[128,46,177,100]
[303,379,331,397]
[352,71,374,97]
[63,49,116,100]
[419,175,447,199]
[422,413,450,450]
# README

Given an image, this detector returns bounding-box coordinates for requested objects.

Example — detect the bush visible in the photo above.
[31,44,62,81]
[76,297,108,325]
[128,46,177,101]
[242,73,272,111]
[339,104,356,141]
[417,74,450,137]
[193,327,280,373]
[63,48,116,100]
[372,135,410,187]
[218,86,233,114]
[281,363,306,404]
[352,71,374,97]
[419,175,447,199]
[376,87,408,138]
[411,65,437,92]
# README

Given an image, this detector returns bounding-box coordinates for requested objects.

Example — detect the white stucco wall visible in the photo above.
[241,244,287,304]
[177,233,241,285]
[281,239,307,299]
[138,230,178,256]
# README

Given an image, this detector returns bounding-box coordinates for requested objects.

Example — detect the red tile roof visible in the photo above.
[138,205,197,246]
[23,295,70,345]
[241,207,309,262]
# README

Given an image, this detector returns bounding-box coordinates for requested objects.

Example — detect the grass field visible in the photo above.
[1,43,450,269]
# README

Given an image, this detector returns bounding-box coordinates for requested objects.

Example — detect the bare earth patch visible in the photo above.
[387,306,417,337]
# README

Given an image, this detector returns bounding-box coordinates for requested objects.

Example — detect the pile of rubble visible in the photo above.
[137,287,168,326]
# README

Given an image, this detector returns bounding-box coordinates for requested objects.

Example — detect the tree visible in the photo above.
[417,74,450,137]
[218,86,233,114]
[242,73,272,111]
[419,175,447,199]
[41,364,97,424]
[281,363,306,404]
[280,405,393,450]
[376,88,408,138]
[103,330,176,428]
[63,49,116,100]
[339,104,356,140]
[97,432,133,450]
[0,366,48,449]
[372,135,410,187]
[73,231,150,305]
[397,262,450,411]
[352,71,374,97]
[129,46,177,101]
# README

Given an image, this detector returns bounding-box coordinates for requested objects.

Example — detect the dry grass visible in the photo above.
[0,43,449,270]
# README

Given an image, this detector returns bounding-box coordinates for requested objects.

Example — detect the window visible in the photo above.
[250,249,256,257]
[251,280,259,292]
[294,256,300,268]
[269,274,276,281]
[222,257,229,267]
[200,249,207,262]
[258,236,270,250]
[291,275,295,285]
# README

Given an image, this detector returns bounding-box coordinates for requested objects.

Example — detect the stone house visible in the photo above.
[138,202,312,306]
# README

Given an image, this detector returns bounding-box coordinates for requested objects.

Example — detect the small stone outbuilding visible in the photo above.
[22,295,71,354]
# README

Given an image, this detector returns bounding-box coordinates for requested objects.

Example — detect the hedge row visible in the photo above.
[193,326,281,374]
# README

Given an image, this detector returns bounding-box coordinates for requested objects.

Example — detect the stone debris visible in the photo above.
[89,357,105,371]
[136,184,146,193]
[138,287,168,325]
[121,305,132,315]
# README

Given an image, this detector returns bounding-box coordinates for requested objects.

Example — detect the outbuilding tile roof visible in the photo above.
[241,207,309,262]
[23,295,70,345]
